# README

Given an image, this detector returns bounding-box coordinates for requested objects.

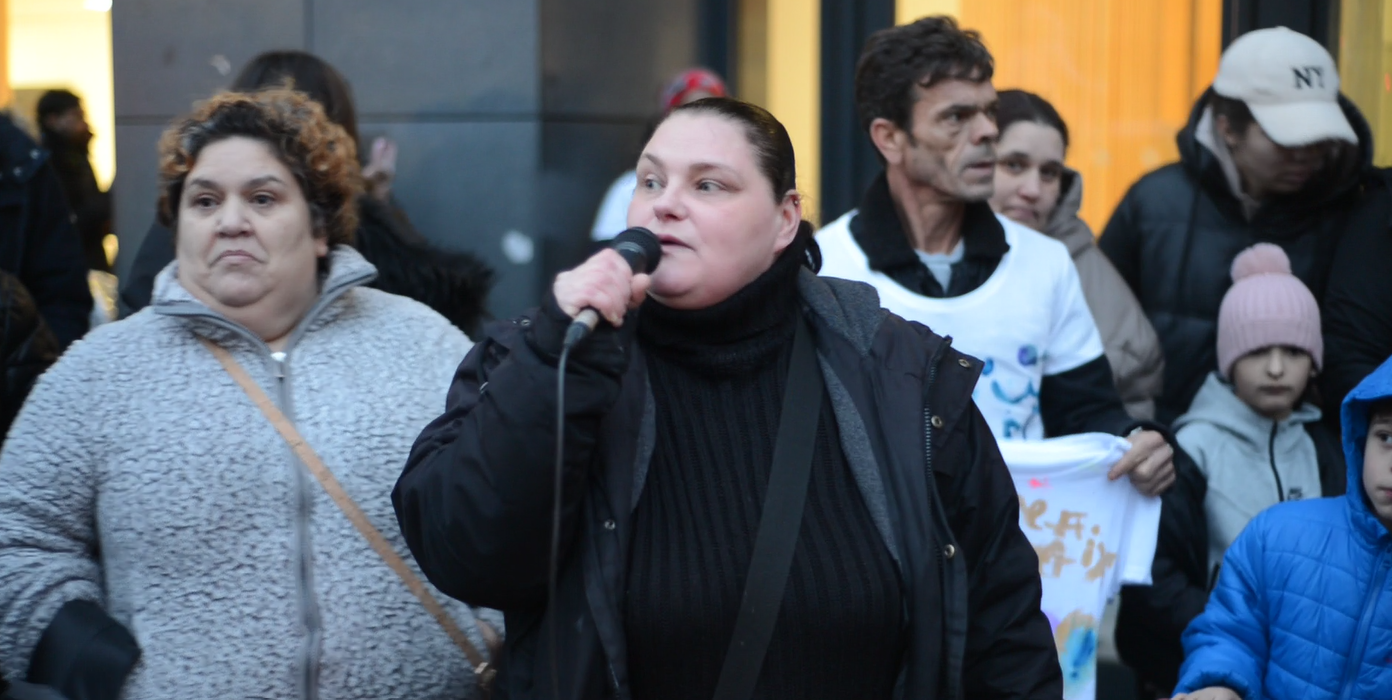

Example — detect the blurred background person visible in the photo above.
[0,112,90,351]
[0,88,497,700]
[589,67,727,242]
[0,270,57,445]
[119,50,495,337]
[1099,27,1383,426]
[988,89,1163,421]
[36,89,113,274]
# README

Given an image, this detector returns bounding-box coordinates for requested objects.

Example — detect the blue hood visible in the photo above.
[1341,355,1392,538]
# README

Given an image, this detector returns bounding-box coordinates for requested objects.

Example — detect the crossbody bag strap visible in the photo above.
[711,317,824,700]
[197,337,499,682]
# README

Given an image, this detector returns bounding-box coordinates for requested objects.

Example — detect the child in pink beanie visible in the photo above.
[1172,243,1347,587]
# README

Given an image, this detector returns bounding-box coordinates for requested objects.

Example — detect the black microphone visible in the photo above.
[562,227,662,349]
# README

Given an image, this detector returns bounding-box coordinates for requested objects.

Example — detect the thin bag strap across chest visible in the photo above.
[711,316,824,700]
[197,336,498,683]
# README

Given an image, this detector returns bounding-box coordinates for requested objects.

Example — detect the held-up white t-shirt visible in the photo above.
[817,211,1105,441]
[997,434,1162,700]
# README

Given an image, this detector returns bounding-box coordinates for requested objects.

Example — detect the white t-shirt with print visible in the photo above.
[817,211,1105,441]
[997,434,1162,700]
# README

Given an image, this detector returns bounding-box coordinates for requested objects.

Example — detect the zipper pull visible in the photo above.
[270,351,287,379]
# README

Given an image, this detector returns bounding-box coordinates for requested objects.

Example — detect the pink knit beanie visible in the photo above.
[1216,243,1322,379]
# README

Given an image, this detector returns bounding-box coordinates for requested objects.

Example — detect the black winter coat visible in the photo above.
[118,196,495,336]
[0,270,57,441]
[1321,170,1392,426]
[1100,90,1380,424]
[0,116,90,350]
[393,270,1062,700]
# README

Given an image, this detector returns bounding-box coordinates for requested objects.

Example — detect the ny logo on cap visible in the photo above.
[1293,66,1326,89]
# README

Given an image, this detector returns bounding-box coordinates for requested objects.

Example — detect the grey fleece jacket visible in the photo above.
[1174,372,1324,580]
[0,247,500,699]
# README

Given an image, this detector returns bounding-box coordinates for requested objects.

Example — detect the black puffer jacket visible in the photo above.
[119,197,495,336]
[1099,90,1379,424]
[394,270,1062,700]
[1321,169,1392,428]
[0,115,90,350]
[0,270,58,441]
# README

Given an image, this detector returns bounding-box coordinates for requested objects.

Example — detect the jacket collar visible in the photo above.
[150,245,379,352]
[1042,168,1096,258]
[850,172,1009,276]
[1174,372,1322,447]
[1193,107,1263,221]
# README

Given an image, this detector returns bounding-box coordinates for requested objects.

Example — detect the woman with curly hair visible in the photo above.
[0,88,499,700]
[119,50,495,337]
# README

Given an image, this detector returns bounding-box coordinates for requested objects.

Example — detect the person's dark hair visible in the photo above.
[996,89,1069,150]
[156,88,361,248]
[231,51,360,150]
[1210,93,1257,138]
[854,15,994,134]
[36,89,81,127]
[661,97,820,270]
[1370,399,1392,423]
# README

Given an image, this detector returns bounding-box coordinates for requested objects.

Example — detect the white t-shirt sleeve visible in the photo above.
[591,170,638,241]
[1114,481,1162,590]
[1043,248,1107,376]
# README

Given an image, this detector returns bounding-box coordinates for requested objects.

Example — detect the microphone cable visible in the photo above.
[549,341,573,700]
[542,228,658,700]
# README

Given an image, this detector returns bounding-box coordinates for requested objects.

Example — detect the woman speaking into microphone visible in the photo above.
[393,97,1060,700]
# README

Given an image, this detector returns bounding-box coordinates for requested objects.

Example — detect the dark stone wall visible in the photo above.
[112,0,704,318]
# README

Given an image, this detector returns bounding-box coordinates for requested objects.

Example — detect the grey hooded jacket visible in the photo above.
[1044,169,1164,420]
[1175,372,1325,580]
[0,247,499,699]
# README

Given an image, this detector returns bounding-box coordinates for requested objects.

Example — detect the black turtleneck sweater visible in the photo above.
[624,244,906,699]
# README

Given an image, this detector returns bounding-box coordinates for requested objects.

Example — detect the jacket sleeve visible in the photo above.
[116,222,174,318]
[0,347,139,696]
[1119,317,1165,421]
[1116,446,1210,693]
[19,162,89,349]
[1321,207,1392,417]
[1098,186,1145,298]
[1174,517,1271,698]
[1074,246,1164,421]
[392,296,630,610]
[949,402,1063,700]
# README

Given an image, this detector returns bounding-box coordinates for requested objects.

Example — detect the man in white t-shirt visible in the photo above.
[817,15,1175,496]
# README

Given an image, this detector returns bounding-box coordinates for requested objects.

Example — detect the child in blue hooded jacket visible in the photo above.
[1172,354,1392,700]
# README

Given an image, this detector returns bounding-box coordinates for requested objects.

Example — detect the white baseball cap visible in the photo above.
[1212,26,1357,146]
